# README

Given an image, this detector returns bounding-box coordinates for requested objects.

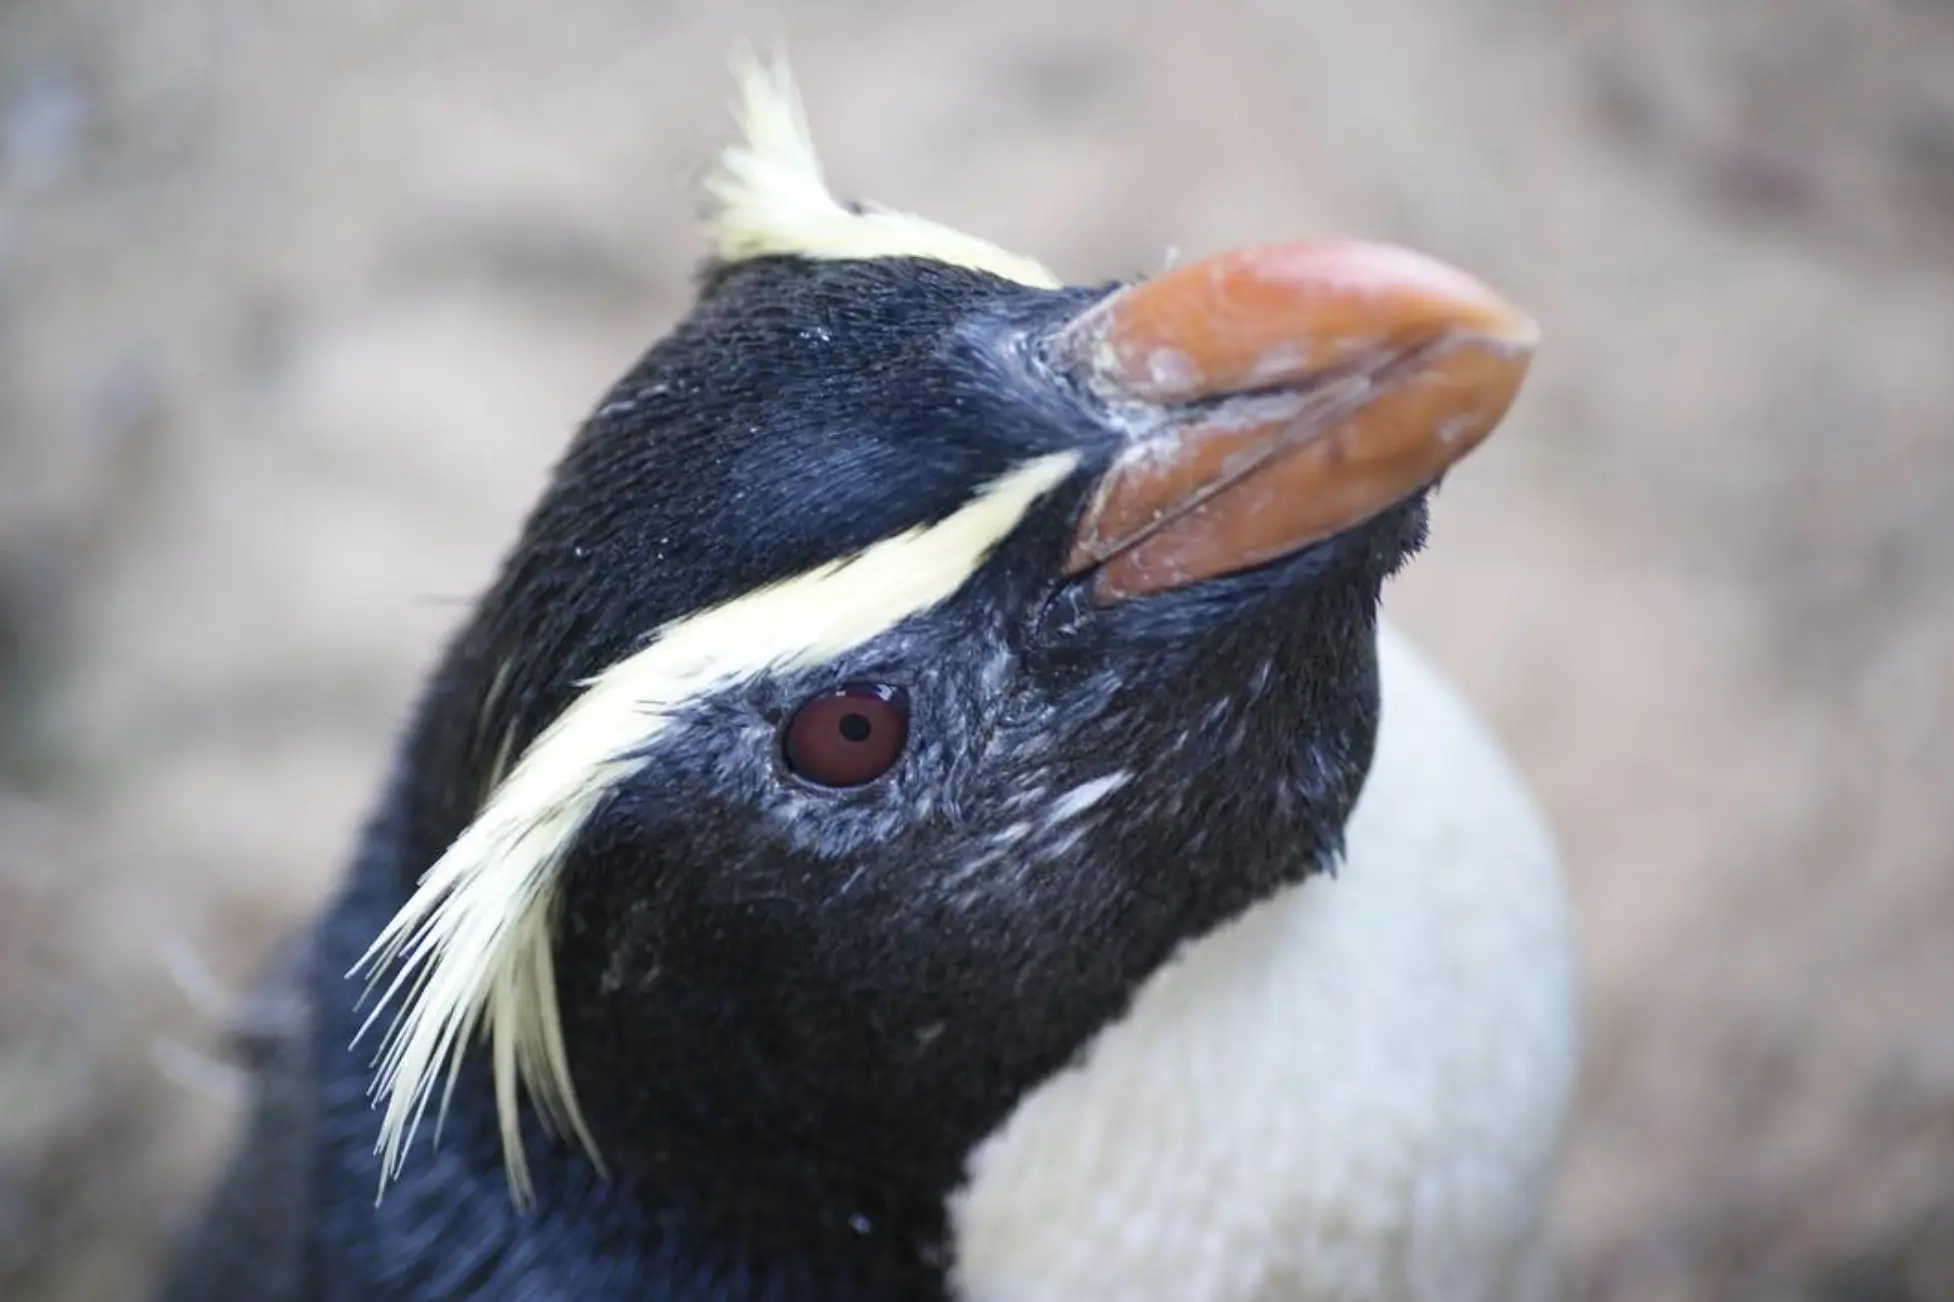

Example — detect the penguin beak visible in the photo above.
[1056,241,1539,603]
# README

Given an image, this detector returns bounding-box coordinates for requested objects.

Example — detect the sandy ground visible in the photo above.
[3,2,1953,1299]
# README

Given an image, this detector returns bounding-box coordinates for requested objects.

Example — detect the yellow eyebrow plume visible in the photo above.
[352,452,1079,1206]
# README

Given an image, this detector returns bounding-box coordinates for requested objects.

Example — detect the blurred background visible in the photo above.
[3,1,1953,1299]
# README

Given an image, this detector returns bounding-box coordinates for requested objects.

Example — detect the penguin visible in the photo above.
[159,59,1579,1302]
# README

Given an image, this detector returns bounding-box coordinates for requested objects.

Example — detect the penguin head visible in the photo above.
[355,61,1537,1233]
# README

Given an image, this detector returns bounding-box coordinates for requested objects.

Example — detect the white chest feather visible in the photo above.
[947,623,1581,1302]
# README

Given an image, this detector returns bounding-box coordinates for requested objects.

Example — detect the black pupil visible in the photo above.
[838,712,872,743]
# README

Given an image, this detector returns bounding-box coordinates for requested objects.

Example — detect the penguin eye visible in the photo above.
[782,684,910,787]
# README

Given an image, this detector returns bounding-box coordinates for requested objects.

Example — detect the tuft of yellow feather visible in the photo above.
[705,55,1061,288]
[351,453,1081,1206]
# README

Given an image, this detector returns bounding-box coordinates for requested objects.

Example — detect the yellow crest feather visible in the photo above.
[705,56,1061,288]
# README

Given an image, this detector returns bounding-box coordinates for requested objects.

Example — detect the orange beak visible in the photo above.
[1056,241,1538,602]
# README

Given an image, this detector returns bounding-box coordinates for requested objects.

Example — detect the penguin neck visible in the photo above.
[312,802,961,1302]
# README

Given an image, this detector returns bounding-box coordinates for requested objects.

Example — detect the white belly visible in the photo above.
[948,622,1581,1302]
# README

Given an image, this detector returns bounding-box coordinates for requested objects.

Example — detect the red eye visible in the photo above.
[782,684,910,787]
